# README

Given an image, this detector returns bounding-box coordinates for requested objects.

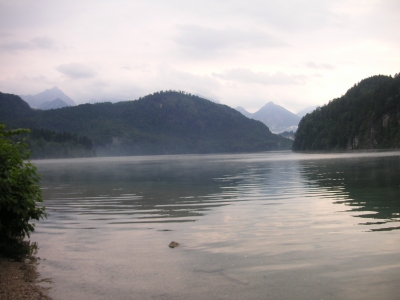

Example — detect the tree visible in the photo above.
[0,124,46,246]
[293,74,400,151]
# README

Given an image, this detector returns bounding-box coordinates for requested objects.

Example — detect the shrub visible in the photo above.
[0,124,46,248]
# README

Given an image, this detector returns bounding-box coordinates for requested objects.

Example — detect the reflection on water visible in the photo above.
[300,155,400,231]
[38,151,400,232]
[32,151,400,300]
[38,155,251,227]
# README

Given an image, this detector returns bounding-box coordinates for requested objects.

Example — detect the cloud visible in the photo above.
[154,66,221,97]
[0,41,31,52]
[121,64,152,73]
[231,1,346,31]
[31,36,57,49]
[56,63,96,79]
[0,74,57,96]
[306,61,335,70]
[214,68,306,85]
[0,36,58,52]
[174,25,288,55]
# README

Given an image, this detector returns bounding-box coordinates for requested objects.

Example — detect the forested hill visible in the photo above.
[0,91,292,156]
[293,74,400,151]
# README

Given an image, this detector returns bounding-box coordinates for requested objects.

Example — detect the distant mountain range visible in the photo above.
[236,103,318,133]
[0,91,292,156]
[38,98,69,110]
[236,102,302,133]
[19,87,318,128]
[20,86,75,109]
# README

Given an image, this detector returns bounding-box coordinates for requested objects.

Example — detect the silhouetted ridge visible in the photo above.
[1,90,292,156]
[0,92,35,127]
[293,74,400,150]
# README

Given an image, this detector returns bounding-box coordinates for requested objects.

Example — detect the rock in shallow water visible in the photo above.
[168,241,180,248]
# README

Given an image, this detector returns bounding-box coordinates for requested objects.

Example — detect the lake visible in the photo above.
[31,151,400,300]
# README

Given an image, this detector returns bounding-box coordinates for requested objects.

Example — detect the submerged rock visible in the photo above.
[169,241,180,248]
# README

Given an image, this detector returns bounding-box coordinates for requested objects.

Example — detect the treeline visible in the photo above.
[293,73,400,151]
[0,90,292,156]
[14,128,95,159]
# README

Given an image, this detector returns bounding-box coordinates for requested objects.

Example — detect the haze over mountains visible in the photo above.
[236,102,314,134]
[38,98,69,110]
[4,72,400,156]
[296,106,318,119]
[18,87,316,133]
[0,91,292,156]
[20,86,76,109]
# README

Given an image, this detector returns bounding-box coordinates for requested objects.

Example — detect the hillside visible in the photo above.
[18,128,95,159]
[293,74,400,151]
[0,91,292,156]
[236,102,300,133]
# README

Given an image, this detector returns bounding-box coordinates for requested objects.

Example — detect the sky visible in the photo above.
[0,0,399,113]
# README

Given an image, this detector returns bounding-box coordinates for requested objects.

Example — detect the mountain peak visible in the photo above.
[42,86,62,93]
[238,101,300,133]
[20,87,75,108]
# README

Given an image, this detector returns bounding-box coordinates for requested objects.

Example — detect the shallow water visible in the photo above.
[32,151,400,299]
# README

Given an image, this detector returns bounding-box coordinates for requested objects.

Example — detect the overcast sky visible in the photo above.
[0,0,399,113]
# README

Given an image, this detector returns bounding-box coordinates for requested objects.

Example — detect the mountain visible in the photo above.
[296,106,318,118]
[235,106,253,119]
[252,102,301,133]
[0,92,35,128]
[293,74,400,151]
[0,91,292,156]
[236,102,301,133]
[39,98,69,110]
[20,86,75,108]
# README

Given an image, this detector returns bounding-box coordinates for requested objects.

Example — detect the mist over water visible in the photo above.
[32,151,400,300]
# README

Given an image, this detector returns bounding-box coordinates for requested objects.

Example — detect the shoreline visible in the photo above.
[0,257,51,299]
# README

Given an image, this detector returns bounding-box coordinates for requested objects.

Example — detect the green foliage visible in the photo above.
[293,74,400,151]
[0,91,292,155]
[0,124,46,247]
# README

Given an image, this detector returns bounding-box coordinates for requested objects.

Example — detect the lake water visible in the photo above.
[31,151,400,300]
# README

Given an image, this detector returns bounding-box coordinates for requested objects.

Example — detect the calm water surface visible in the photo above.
[32,151,400,299]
